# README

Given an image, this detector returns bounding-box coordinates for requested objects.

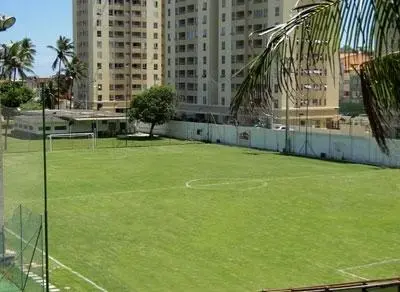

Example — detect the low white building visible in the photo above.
[12,110,130,138]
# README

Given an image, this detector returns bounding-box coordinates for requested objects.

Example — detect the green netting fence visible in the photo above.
[0,205,44,291]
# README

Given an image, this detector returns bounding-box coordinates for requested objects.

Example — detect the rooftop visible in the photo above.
[19,110,126,121]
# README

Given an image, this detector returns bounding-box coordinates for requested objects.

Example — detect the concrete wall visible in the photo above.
[138,121,400,168]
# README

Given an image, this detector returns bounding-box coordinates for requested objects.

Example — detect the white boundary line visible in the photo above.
[340,258,400,271]
[337,269,369,281]
[19,170,379,204]
[336,258,400,281]
[5,228,108,292]
[185,178,269,190]
[310,261,369,281]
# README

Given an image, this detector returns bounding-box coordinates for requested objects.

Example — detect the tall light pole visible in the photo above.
[0,13,15,253]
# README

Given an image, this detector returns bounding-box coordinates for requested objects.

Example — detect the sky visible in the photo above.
[1,0,72,77]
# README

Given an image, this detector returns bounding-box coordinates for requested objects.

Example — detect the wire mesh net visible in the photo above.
[0,205,44,292]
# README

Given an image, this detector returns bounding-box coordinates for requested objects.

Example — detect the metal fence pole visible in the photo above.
[19,204,23,287]
[41,84,50,292]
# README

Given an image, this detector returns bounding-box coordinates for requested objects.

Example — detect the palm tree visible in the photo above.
[63,56,87,109]
[47,36,74,109]
[231,0,400,154]
[42,80,57,109]
[19,37,36,65]
[1,38,35,81]
[0,38,35,149]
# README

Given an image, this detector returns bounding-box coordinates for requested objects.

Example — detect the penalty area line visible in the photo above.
[336,269,369,281]
[340,258,400,271]
[5,228,108,292]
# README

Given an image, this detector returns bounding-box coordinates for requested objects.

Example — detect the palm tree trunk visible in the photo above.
[4,118,9,151]
[69,79,73,110]
[57,60,61,110]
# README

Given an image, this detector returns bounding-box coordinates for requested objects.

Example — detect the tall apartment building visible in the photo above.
[165,0,339,128]
[73,0,163,112]
[164,0,219,121]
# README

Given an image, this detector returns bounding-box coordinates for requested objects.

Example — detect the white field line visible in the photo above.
[22,170,377,203]
[340,258,400,271]
[185,178,266,188]
[5,228,108,292]
[186,171,376,189]
[310,261,369,282]
[23,185,185,203]
[337,269,369,281]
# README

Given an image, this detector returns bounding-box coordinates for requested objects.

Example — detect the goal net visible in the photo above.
[47,132,95,152]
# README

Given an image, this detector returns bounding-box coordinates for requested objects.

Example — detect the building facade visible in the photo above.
[339,52,371,105]
[164,0,339,128]
[73,0,163,112]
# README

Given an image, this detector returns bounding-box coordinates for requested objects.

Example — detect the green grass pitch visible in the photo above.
[4,139,400,291]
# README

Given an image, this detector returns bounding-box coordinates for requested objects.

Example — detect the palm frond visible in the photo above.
[231,0,400,153]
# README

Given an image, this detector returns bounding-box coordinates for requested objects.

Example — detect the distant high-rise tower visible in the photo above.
[164,0,339,128]
[73,0,163,112]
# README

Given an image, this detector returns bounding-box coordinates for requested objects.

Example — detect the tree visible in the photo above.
[129,85,176,138]
[47,36,74,109]
[63,56,87,109]
[230,0,400,153]
[0,38,35,81]
[339,102,365,116]
[0,82,34,149]
[37,80,57,109]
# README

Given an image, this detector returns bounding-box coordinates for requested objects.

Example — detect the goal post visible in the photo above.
[47,132,95,152]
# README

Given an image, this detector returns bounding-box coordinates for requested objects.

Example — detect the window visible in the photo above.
[275,7,280,17]
[97,63,102,69]
[38,126,51,131]
[97,41,102,48]
[55,126,67,131]
[98,95,102,101]
[203,56,207,64]
[97,31,101,37]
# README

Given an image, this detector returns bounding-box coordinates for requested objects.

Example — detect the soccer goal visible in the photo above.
[47,132,95,152]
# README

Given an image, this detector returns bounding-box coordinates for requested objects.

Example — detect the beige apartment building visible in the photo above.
[165,0,339,128]
[73,0,163,112]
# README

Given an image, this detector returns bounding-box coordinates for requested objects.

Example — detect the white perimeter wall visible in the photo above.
[138,121,400,168]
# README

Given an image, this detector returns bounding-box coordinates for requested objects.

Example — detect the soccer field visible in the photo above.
[4,142,400,291]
